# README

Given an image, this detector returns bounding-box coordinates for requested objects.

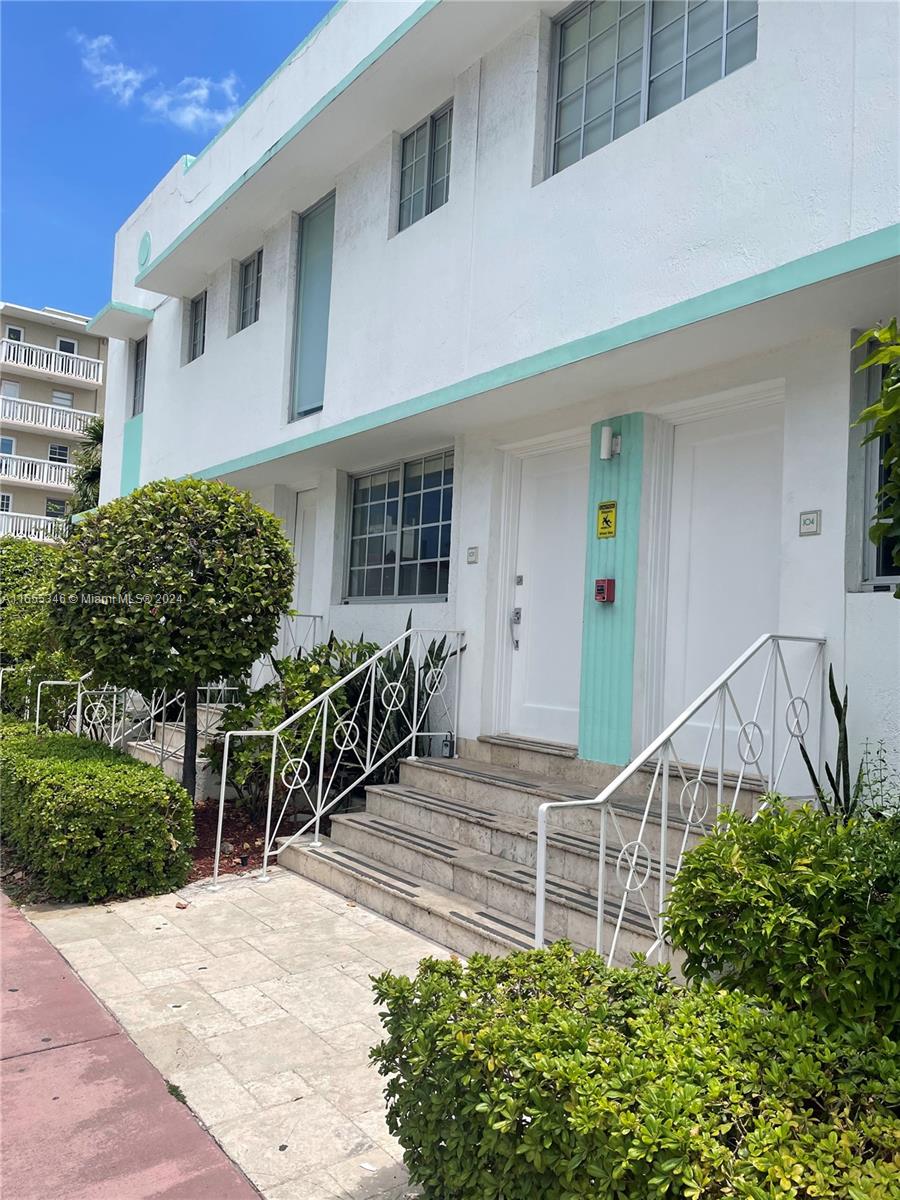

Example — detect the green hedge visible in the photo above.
[371,945,900,1200]
[0,723,194,901]
[665,802,900,1034]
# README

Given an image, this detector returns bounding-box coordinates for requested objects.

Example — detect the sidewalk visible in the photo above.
[0,892,260,1200]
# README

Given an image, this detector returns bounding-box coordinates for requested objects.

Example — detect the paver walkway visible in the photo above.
[0,892,259,1200]
[16,868,452,1199]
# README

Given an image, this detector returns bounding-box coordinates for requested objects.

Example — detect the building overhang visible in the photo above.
[87,302,155,341]
[135,0,563,298]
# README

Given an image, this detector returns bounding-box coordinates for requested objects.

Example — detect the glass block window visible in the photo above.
[45,498,67,518]
[48,443,70,464]
[238,249,263,331]
[398,103,453,231]
[347,450,454,599]
[552,0,757,173]
[188,291,207,362]
[132,337,146,416]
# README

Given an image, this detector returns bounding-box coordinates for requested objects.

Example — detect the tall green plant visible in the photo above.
[69,415,104,516]
[853,318,900,596]
[798,665,862,822]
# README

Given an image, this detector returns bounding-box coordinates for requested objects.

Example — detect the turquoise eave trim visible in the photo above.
[183,1,348,174]
[120,414,144,497]
[136,0,441,287]
[87,301,155,331]
[579,414,644,766]
[188,223,900,482]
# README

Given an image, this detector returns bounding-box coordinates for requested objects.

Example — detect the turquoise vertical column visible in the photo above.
[119,414,143,496]
[578,412,644,765]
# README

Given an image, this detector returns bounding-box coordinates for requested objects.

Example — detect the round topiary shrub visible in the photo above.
[371,944,900,1200]
[665,800,900,1033]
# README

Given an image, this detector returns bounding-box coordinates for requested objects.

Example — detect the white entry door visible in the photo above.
[507,443,589,745]
[663,403,784,766]
[294,488,318,650]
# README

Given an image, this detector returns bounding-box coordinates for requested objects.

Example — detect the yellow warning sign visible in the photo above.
[596,501,617,539]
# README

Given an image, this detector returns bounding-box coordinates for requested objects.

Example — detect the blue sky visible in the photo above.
[1,1,335,317]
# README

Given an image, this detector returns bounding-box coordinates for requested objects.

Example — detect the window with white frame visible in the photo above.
[0,493,11,512]
[346,450,454,599]
[0,380,20,398]
[188,291,207,362]
[57,335,78,356]
[132,337,146,416]
[45,497,67,518]
[238,249,263,331]
[398,103,453,231]
[551,0,758,174]
[5,326,23,342]
[861,362,899,588]
[1,436,15,456]
[48,443,70,464]
[51,389,74,408]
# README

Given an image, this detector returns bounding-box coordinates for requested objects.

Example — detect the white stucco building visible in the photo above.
[94,0,899,802]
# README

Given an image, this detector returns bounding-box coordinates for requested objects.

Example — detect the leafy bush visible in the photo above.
[0,722,194,901]
[666,801,900,1032]
[372,944,900,1200]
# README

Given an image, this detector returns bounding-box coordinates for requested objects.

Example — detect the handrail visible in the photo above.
[212,627,465,887]
[35,672,92,732]
[534,634,826,955]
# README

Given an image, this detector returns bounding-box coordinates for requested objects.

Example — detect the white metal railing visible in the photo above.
[534,634,827,962]
[1,395,94,436]
[0,453,76,489]
[1,338,103,385]
[212,627,465,886]
[252,613,324,689]
[0,511,66,541]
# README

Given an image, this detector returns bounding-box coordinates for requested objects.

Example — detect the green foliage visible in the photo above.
[666,801,900,1032]
[853,318,900,597]
[50,478,294,693]
[69,415,103,516]
[798,665,862,822]
[0,721,194,902]
[0,537,82,724]
[371,943,900,1200]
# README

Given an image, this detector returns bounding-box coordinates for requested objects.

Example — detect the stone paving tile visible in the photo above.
[24,866,450,1199]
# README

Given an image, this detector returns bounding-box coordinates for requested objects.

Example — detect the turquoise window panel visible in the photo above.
[291,194,335,419]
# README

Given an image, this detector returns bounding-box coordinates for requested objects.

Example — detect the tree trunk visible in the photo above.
[182,681,198,802]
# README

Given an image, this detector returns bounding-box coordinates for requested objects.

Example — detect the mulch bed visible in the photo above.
[187,800,267,883]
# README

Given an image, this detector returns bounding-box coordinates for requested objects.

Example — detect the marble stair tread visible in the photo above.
[477,734,578,758]
[366,782,685,862]
[329,810,663,928]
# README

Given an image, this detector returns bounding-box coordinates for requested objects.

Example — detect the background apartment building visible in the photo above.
[0,302,106,540]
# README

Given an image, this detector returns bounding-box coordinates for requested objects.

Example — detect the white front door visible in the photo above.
[507,443,589,745]
[663,403,784,766]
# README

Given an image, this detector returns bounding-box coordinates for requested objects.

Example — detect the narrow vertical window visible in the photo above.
[238,249,263,331]
[188,291,207,362]
[291,194,335,420]
[132,337,146,416]
[398,102,453,231]
[0,494,12,513]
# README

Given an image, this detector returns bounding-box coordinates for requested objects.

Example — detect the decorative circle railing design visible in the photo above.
[679,778,710,825]
[737,720,765,765]
[784,695,810,739]
[424,667,447,696]
[83,700,108,727]
[281,756,311,791]
[381,681,407,712]
[615,840,653,892]
[332,719,360,751]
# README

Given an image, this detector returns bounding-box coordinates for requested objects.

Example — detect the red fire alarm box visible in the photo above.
[595,578,615,604]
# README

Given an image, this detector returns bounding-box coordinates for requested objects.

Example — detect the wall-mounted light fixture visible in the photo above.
[599,426,622,460]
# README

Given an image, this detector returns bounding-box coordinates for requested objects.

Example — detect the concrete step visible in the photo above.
[457,735,619,789]
[365,783,696,888]
[329,809,662,956]
[143,721,218,755]
[126,740,218,799]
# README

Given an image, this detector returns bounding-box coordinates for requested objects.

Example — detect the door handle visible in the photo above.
[510,607,521,651]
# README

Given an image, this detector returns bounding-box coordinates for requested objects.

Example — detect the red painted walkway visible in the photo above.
[0,894,259,1200]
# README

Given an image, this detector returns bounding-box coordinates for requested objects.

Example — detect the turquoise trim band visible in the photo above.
[120,414,144,496]
[579,414,644,765]
[188,223,899,483]
[183,1,348,174]
[87,301,155,331]
[137,0,441,287]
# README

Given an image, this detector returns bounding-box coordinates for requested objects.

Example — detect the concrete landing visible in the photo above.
[0,894,259,1200]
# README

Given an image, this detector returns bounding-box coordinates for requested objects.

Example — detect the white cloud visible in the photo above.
[71,30,240,134]
[73,32,154,105]
[142,73,240,134]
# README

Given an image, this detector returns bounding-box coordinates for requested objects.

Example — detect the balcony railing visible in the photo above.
[0,511,66,541]
[0,453,76,489]
[1,395,94,436]
[0,338,103,387]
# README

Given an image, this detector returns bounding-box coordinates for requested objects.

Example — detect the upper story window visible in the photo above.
[346,450,454,600]
[398,103,453,232]
[1,380,20,398]
[188,292,207,362]
[0,436,15,456]
[52,389,74,408]
[45,498,67,518]
[57,335,79,356]
[238,249,263,331]
[132,337,146,417]
[48,443,70,464]
[552,0,758,174]
[5,326,23,342]
[861,363,899,590]
[0,493,11,513]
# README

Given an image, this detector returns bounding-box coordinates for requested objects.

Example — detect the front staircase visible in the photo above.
[278,737,703,962]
